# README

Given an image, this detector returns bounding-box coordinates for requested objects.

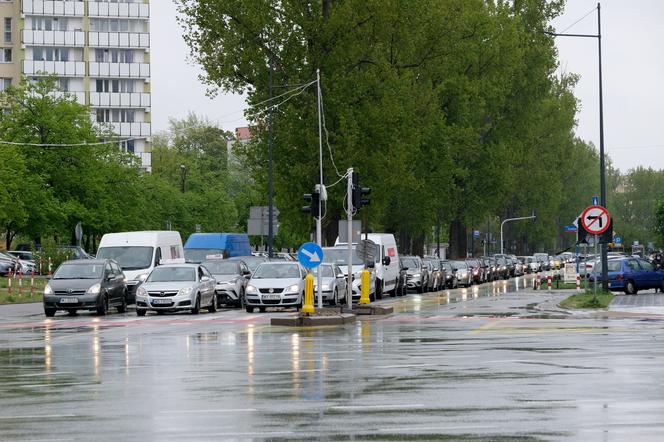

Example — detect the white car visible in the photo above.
[312,264,348,306]
[135,264,216,315]
[244,262,306,312]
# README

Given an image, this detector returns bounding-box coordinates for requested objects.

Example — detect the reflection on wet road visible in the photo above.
[2,275,664,440]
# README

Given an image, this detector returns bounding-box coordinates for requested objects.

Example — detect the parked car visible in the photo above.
[184,233,251,263]
[432,259,447,291]
[401,256,429,293]
[229,255,267,272]
[495,257,510,280]
[96,231,185,304]
[43,259,127,317]
[451,260,472,287]
[8,250,34,261]
[441,260,458,288]
[322,246,376,300]
[395,258,409,296]
[6,252,37,275]
[312,263,348,306]
[201,258,251,308]
[135,264,217,316]
[465,258,483,284]
[244,262,306,312]
[422,258,438,291]
[590,257,664,294]
[0,252,18,276]
[533,253,551,271]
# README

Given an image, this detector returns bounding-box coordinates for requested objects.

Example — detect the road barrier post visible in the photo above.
[536,273,540,289]
[18,271,23,296]
[359,269,371,305]
[302,272,315,315]
[576,274,581,291]
[547,275,552,291]
[7,269,12,295]
[30,275,35,295]
[48,257,53,278]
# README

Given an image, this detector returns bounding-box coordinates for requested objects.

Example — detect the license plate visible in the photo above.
[263,294,281,300]
[152,299,172,305]
[60,297,78,304]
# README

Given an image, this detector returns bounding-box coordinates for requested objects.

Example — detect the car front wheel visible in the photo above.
[44,308,56,317]
[136,309,146,317]
[191,295,200,314]
[208,294,217,313]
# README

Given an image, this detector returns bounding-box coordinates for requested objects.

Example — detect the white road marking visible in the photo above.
[330,404,426,411]
[158,408,258,414]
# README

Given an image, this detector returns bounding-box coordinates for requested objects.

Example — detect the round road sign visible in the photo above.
[581,205,611,235]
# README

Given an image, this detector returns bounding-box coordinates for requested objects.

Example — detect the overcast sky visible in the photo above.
[151,1,664,172]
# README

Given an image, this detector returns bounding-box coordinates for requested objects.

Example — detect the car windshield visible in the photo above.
[53,263,103,280]
[451,261,466,270]
[147,267,196,282]
[442,262,452,270]
[497,257,507,265]
[253,264,301,279]
[185,248,226,263]
[322,248,363,266]
[467,260,478,266]
[97,246,153,270]
[236,257,265,271]
[402,258,419,268]
[312,266,334,277]
[201,261,239,275]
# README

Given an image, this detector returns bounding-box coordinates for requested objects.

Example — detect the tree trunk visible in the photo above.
[449,217,467,259]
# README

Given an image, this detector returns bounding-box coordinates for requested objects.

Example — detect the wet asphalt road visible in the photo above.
[2,275,664,441]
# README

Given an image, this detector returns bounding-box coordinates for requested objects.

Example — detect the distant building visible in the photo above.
[227,126,256,163]
[0,0,152,170]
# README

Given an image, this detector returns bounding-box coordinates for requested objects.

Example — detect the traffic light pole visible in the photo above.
[316,69,324,308]
[346,168,354,310]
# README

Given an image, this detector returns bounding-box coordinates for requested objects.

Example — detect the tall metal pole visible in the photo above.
[346,168,354,309]
[267,62,274,259]
[597,2,609,291]
[316,69,324,308]
[501,215,537,255]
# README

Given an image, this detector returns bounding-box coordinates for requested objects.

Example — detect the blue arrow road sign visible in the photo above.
[473,230,481,238]
[297,242,324,268]
[615,236,622,244]
[592,196,599,205]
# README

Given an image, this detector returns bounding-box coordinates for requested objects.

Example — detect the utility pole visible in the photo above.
[267,61,274,259]
[346,168,354,309]
[316,68,324,308]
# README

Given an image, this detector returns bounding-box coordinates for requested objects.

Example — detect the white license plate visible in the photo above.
[152,299,172,304]
[262,294,281,300]
[60,297,78,304]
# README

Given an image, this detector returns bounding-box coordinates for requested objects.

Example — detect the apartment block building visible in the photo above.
[0,0,152,170]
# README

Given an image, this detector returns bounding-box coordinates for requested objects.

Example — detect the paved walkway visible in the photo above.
[609,290,664,315]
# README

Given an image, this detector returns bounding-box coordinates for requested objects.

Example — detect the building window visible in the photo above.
[58,78,69,92]
[0,48,11,63]
[96,108,135,123]
[0,78,11,91]
[33,47,70,62]
[95,48,134,63]
[32,17,69,32]
[4,18,11,44]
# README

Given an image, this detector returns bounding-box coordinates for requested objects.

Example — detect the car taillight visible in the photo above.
[615,274,624,281]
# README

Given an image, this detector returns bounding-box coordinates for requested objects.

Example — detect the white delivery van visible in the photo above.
[96,231,185,303]
[335,233,400,299]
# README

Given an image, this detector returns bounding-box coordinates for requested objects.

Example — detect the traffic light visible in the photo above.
[352,173,371,210]
[302,188,320,218]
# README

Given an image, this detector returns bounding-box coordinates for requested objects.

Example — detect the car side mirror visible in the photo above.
[106,275,114,281]
[402,266,409,271]
[382,256,391,266]
[367,262,375,269]
[243,270,251,276]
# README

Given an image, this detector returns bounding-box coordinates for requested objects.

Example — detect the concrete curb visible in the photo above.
[270,313,356,327]
[342,305,394,316]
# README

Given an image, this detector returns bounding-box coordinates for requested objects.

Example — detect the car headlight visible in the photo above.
[246,284,258,294]
[322,284,331,291]
[136,273,149,283]
[285,284,299,293]
[136,286,147,297]
[86,283,101,295]
[44,284,53,295]
[178,287,193,297]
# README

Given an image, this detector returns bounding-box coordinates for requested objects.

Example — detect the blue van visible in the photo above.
[184,233,252,263]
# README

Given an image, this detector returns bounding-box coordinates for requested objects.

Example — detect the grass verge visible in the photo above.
[0,277,47,304]
[559,289,614,309]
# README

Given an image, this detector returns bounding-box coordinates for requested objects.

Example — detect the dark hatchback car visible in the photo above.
[43,259,127,317]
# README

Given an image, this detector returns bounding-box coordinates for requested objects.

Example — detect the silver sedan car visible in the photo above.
[135,264,217,316]
[245,262,306,313]
[201,259,251,308]
[312,263,348,306]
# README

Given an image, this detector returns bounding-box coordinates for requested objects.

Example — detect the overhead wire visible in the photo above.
[0,138,139,147]
[558,6,597,34]
[319,82,344,178]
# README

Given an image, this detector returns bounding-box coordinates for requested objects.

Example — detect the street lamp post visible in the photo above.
[179,164,187,193]
[500,214,536,255]
[546,2,608,290]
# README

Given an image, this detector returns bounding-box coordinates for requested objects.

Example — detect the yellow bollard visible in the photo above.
[359,268,371,305]
[302,272,315,314]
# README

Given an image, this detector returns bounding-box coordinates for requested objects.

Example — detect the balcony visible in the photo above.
[22,0,85,16]
[23,59,86,76]
[88,32,150,49]
[89,92,150,108]
[106,122,151,138]
[88,62,150,78]
[22,29,85,47]
[88,2,149,18]
[53,91,86,104]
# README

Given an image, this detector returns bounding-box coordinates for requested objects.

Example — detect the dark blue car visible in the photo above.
[591,257,664,294]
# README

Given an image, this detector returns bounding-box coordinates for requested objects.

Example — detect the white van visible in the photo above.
[96,231,185,303]
[335,233,400,299]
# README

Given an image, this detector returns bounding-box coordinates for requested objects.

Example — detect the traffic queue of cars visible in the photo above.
[38,229,580,317]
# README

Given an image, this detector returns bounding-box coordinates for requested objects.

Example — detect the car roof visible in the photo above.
[156,263,201,268]
[62,259,110,265]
